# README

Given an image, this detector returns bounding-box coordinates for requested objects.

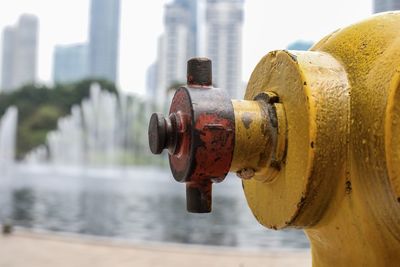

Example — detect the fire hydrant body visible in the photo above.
[242,12,400,266]
[149,12,400,266]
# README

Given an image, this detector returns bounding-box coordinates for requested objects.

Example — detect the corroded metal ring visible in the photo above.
[168,86,235,212]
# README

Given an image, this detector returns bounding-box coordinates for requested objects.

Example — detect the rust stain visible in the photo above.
[345,181,352,194]
[241,112,254,129]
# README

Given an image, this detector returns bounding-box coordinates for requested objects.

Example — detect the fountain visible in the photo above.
[0,106,18,173]
[25,84,163,167]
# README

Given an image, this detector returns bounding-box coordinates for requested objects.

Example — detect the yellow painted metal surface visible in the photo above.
[387,71,400,199]
[242,50,349,230]
[231,99,280,182]
[231,100,269,174]
[240,12,400,266]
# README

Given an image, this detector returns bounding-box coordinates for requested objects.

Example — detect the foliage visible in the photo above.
[0,79,118,159]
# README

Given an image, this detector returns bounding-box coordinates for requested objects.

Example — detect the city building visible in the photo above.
[1,27,15,92]
[206,0,244,98]
[374,0,400,13]
[287,40,314,51]
[146,62,158,98]
[1,14,38,92]
[88,0,120,83]
[148,0,244,101]
[175,0,199,58]
[53,43,89,84]
[154,0,198,104]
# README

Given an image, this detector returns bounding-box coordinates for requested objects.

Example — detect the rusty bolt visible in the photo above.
[237,168,255,180]
[148,113,179,155]
[187,57,212,87]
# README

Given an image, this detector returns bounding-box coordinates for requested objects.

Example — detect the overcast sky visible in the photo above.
[0,0,373,95]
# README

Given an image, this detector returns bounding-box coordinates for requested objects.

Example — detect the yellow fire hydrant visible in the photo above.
[148,12,400,266]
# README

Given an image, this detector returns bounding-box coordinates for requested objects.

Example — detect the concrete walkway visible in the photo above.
[0,230,311,267]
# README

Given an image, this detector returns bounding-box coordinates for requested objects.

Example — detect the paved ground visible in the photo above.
[0,230,311,267]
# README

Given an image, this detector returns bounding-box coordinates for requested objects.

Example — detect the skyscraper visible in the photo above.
[53,43,89,84]
[1,14,38,92]
[146,62,158,98]
[148,0,244,101]
[88,0,120,83]
[374,0,400,13]
[1,27,15,92]
[175,0,199,58]
[287,40,314,51]
[206,0,244,98]
[154,0,199,104]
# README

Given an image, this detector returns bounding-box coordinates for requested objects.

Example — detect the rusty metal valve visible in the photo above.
[148,58,235,213]
[148,58,283,213]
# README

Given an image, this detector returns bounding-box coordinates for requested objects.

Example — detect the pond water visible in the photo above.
[0,164,309,250]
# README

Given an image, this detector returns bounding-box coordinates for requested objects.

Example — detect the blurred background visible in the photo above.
[0,0,397,266]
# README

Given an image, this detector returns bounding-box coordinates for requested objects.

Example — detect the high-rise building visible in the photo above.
[175,0,199,58]
[155,35,167,102]
[148,0,199,104]
[155,0,195,103]
[206,0,244,98]
[146,62,158,98]
[149,0,244,101]
[1,14,38,92]
[53,43,89,84]
[88,0,120,83]
[1,27,15,92]
[374,0,400,13]
[287,40,314,51]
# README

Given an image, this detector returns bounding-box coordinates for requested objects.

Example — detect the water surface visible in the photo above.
[0,164,309,250]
